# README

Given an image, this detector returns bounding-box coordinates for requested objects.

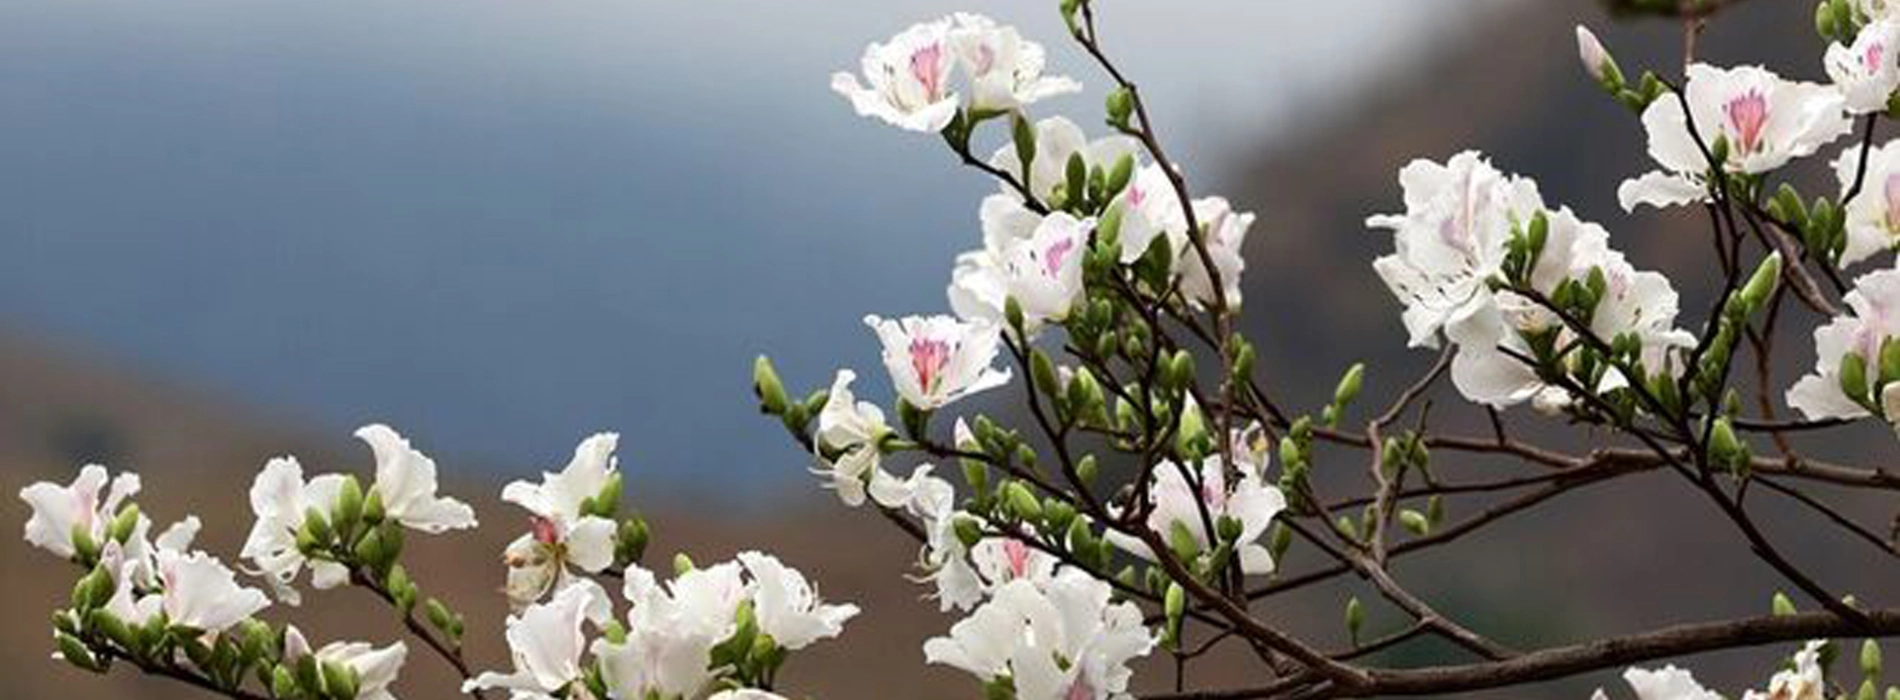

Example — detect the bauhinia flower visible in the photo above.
[355,424,477,533]
[466,581,610,700]
[1369,150,1547,351]
[283,626,409,700]
[812,369,894,507]
[242,457,351,604]
[1620,64,1849,211]
[989,116,1139,204]
[1106,455,1287,575]
[1742,640,1827,700]
[949,13,1080,112]
[142,548,272,633]
[1833,139,1900,266]
[949,211,1090,334]
[1827,19,1900,114]
[736,551,859,650]
[1112,163,1189,264]
[500,433,624,609]
[1787,264,1900,421]
[708,691,787,700]
[925,570,1155,700]
[1592,665,1722,700]
[19,464,141,560]
[1180,196,1255,309]
[595,562,748,700]
[865,314,1011,410]
[831,17,959,132]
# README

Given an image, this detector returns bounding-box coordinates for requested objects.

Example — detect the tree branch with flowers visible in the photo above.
[12,2,1900,700]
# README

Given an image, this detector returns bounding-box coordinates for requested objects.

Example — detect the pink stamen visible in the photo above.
[909,337,953,393]
[530,515,560,546]
[1126,182,1146,208]
[971,43,997,76]
[1003,539,1031,580]
[1064,676,1096,700]
[1725,90,1769,155]
[910,43,945,101]
[1868,42,1888,74]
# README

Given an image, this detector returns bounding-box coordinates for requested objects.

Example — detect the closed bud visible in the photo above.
[1163,582,1186,647]
[387,565,417,614]
[58,632,101,673]
[1076,454,1098,485]
[322,660,361,700]
[1334,363,1365,408]
[1268,523,1292,561]
[1105,86,1134,129]
[1344,597,1365,644]
[1399,509,1430,536]
[1737,252,1782,316]
[1003,482,1042,522]
[1005,296,1026,334]
[1168,350,1196,391]
[954,517,985,550]
[1216,515,1244,543]
[1031,349,1061,398]
[673,553,696,576]
[752,356,789,415]
[1011,112,1036,174]
[1575,25,1623,89]
[273,665,301,699]
[1842,352,1872,405]
[109,504,141,545]
[424,598,455,635]
[361,489,385,526]
[616,516,649,564]
[70,525,99,566]
[1706,418,1743,469]
[1864,640,1883,678]
[593,473,623,518]
[1106,153,1135,197]
[1772,592,1797,616]
[333,475,364,538]
[1065,152,1088,211]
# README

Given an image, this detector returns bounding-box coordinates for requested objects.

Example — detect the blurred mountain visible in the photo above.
[2,2,1894,700]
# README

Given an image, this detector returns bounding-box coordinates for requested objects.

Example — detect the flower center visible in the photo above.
[1724,90,1769,155]
[1003,538,1031,579]
[1867,42,1888,74]
[1063,675,1096,700]
[910,43,945,101]
[530,515,561,546]
[909,337,953,393]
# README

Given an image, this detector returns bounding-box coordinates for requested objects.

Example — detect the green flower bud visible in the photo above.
[1163,582,1186,649]
[424,598,456,636]
[57,632,101,673]
[1216,515,1244,544]
[361,489,385,526]
[322,660,361,700]
[593,473,624,518]
[386,565,417,615]
[1011,112,1036,177]
[1864,640,1883,678]
[1344,597,1365,644]
[1399,509,1430,536]
[1003,482,1042,522]
[954,517,985,550]
[1334,363,1365,408]
[333,475,364,540]
[1737,252,1782,317]
[673,553,697,576]
[109,504,141,545]
[1031,350,1061,399]
[752,355,789,415]
[1772,592,1798,616]
[1105,86,1134,129]
[1842,351,1872,406]
[617,516,650,565]
[1065,152,1087,212]
[1075,454,1099,486]
[70,525,100,566]
[273,665,301,699]
[1106,153,1135,197]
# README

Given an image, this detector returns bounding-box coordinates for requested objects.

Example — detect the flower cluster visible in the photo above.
[467,551,856,700]
[1592,640,1843,700]
[831,13,1080,133]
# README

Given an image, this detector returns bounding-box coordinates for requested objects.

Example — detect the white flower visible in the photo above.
[1576,25,1614,84]
[146,548,272,633]
[501,433,623,609]
[1860,0,1900,21]
[284,627,409,700]
[925,570,1155,700]
[466,581,610,700]
[1828,19,1900,114]
[949,211,1090,334]
[1608,665,1723,700]
[1833,139,1900,267]
[1369,150,1546,350]
[865,314,1011,410]
[1788,265,1900,420]
[1744,640,1828,700]
[831,17,959,133]
[708,691,787,700]
[1112,163,1190,264]
[356,424,477,533]
[19,464,140,559]
[736,551,859,650]
[1105,456,1287,575]
[1620,64,1849,211]
[1180,197,1255,309]
[812,369,894,507]
[949,13,1080,112]
[241,457,352,604]
[595,562,747,700]
[989,116,1139,204]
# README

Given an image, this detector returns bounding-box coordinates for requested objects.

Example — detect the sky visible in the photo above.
[0,0,1510,495]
